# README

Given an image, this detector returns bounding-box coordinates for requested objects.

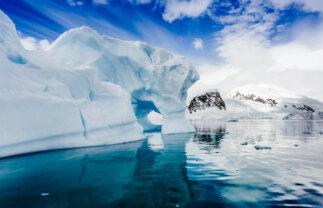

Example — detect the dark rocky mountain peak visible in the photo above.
[188,90,226,114]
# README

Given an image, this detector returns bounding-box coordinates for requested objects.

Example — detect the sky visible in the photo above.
[1,0,323,100]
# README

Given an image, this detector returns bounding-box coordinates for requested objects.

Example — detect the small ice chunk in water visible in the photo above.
[254,145,271,150]
[227,119,238,122]
[240,142,248,145]
[41,193,50,196]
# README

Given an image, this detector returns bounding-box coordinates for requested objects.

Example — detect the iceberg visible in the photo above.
[0,11,198,157]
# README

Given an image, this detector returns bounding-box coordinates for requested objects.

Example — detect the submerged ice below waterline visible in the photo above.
[0,121,322,207]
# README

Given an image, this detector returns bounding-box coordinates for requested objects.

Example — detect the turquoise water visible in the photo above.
[0,121,322,207]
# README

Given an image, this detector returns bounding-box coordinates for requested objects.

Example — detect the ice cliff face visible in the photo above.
[0,11,198,157]
[187,84,323,121]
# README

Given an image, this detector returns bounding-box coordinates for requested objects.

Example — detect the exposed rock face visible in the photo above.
[292,105,315,113]
[283,105,316,120]
[233,91,278,106]
[188,90,226,114]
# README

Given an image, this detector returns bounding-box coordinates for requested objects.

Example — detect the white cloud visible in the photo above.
[190,0,323,100]
[269,0,323,12]
[92,0,109,5]
[38,39,51,50]
[66,0,84,6]
[193,38,203,49]
[162,0,214,23]
[20,37,37,50]
[214,0,323,74]
[128,0,153,4]
[204,21,323,100]
[67,0,109,6]
[19,37,50,51]
[217,28,323,72]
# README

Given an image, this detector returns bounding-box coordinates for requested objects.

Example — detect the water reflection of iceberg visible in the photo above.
[147,133,165,151]
[0,141,142,207]
[0,133,198,207]
[106,133,197,207]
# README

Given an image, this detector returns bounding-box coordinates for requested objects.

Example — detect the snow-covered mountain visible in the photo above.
[187,84,323,121]
[0,11,198,157]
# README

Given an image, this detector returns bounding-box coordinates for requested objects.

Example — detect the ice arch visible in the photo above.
[49,27,199,133]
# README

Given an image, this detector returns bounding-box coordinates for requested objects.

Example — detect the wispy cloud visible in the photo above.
[193,38,203,49]
[128,0,153,4]
[162,0,213,23]
[270,0,323,12]
[67,0,109,7]
[92,0,109,6]
[66,0,84,7]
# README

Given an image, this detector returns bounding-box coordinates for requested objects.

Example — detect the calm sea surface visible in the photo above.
[0,120,322,207]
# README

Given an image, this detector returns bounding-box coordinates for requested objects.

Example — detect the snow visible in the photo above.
[227,84,300,100]
[187,84,323,121]
[0,11,198,158]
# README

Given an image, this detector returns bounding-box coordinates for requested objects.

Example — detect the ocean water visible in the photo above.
[0,120,322,207]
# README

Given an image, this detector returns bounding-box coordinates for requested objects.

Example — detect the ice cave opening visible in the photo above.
[132,98,163,132]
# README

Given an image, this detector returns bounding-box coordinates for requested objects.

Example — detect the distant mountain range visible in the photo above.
[187,84,323,121]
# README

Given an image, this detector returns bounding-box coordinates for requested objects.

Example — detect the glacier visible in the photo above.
[0,11,199,158]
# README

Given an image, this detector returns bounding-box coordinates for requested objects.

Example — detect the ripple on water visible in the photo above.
[188,120,323,207]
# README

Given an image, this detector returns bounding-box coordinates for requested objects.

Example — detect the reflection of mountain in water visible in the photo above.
[193,126,227,149]
[186,120,323,207]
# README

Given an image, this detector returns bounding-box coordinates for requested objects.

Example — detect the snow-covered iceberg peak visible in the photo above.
[0,10,27,64]
[48,26,199,133]
[0,11,198,157]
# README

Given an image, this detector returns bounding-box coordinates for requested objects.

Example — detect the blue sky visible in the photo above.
[0,0,221,64]
[1,0,323,99]
[0,0,320,64]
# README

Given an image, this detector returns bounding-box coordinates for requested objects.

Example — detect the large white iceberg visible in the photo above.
[0,11,199,157]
